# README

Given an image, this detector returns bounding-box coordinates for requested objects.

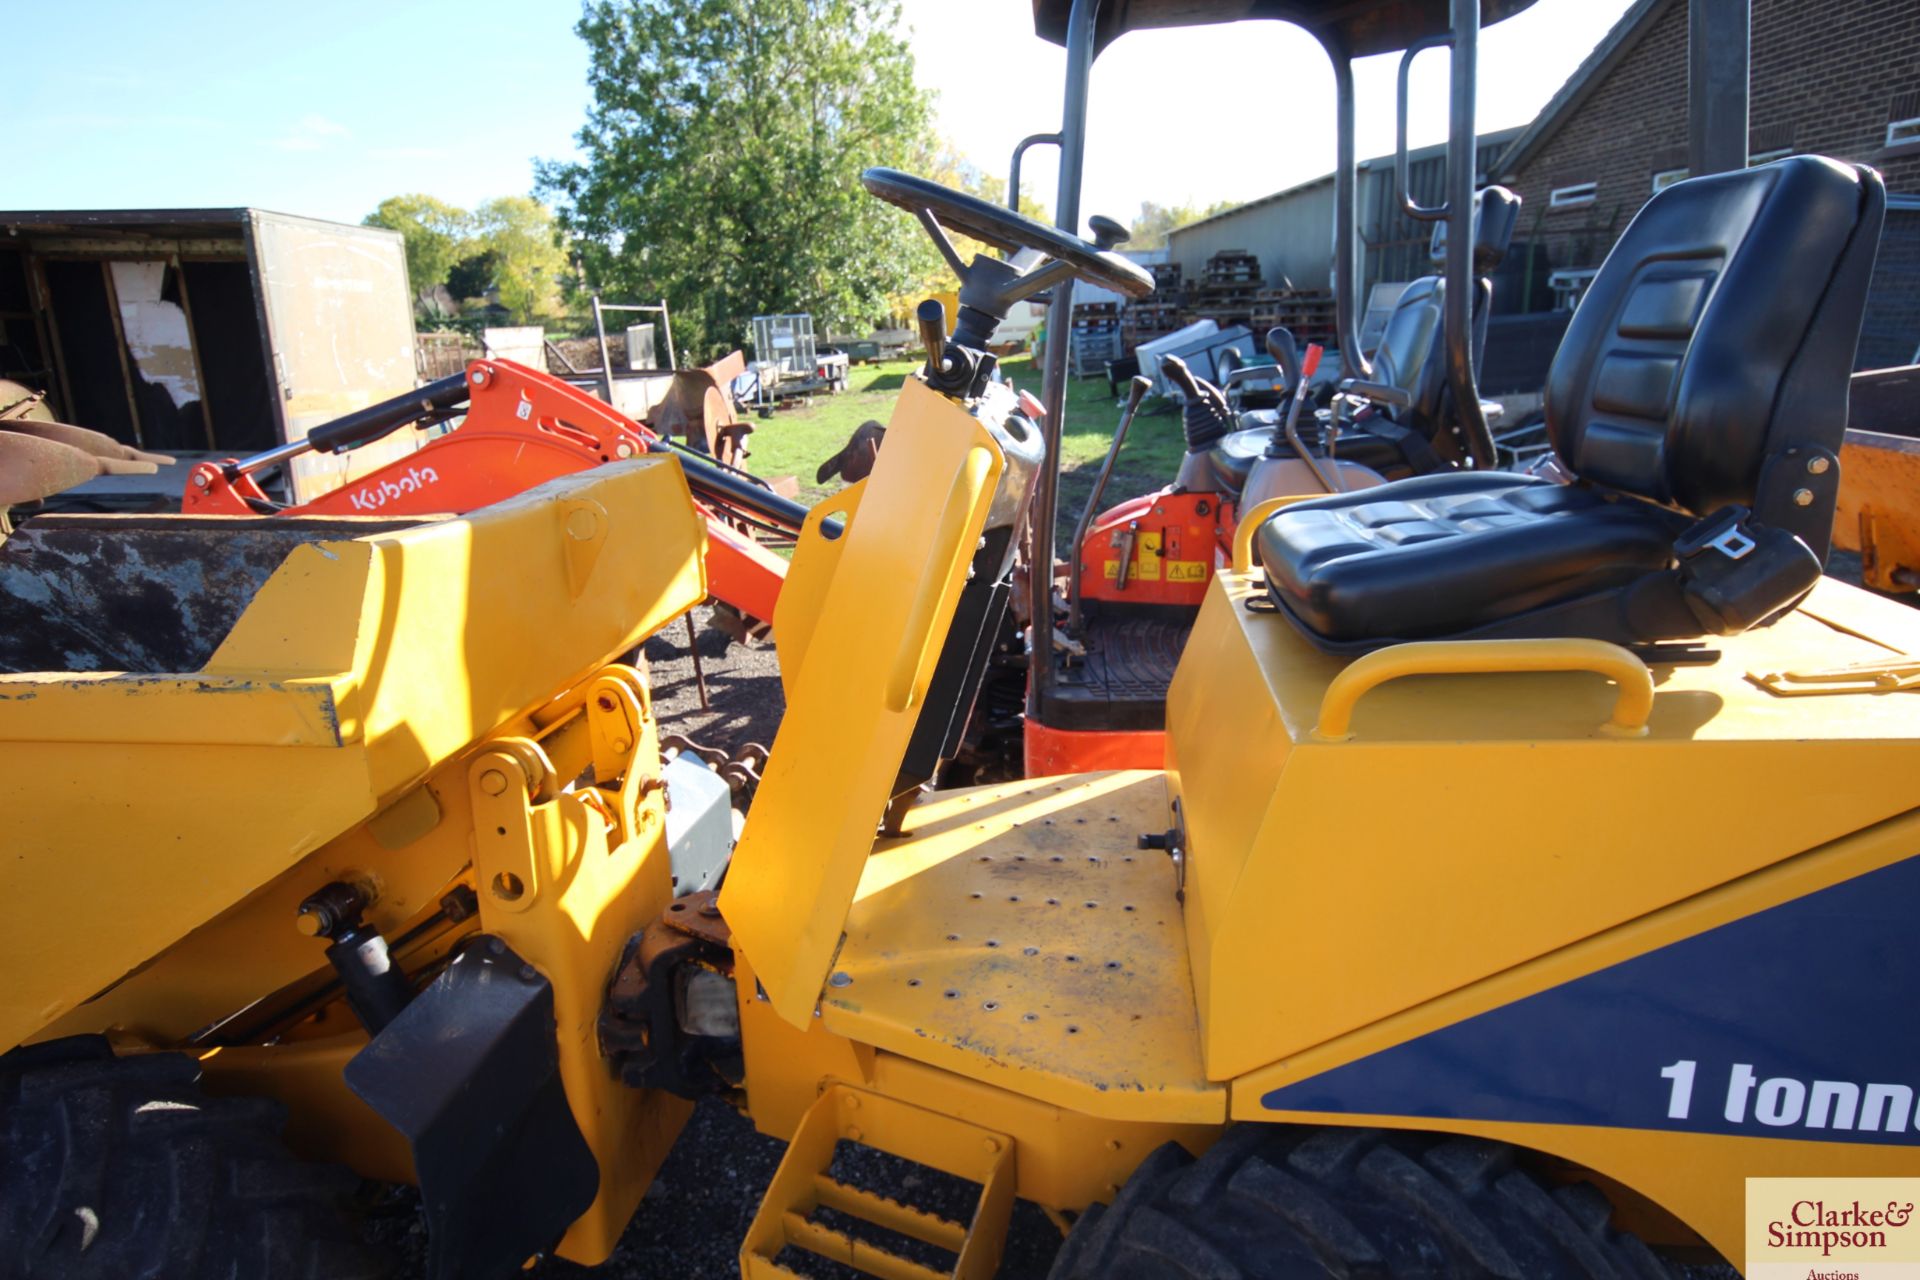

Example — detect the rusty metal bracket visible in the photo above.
[662,732,769,802]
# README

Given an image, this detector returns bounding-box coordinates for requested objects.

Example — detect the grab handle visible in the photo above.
[1396,34,1454,223]
[886,446,995,712]
[1313,639,1654,741]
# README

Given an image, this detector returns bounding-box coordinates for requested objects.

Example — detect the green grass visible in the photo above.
[741,355,1186,541]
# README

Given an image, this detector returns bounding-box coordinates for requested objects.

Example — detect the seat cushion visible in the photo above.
[1255,473,1680,643]
[1235,414,1412,476]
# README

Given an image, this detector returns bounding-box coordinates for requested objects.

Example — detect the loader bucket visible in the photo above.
[0,514,427,675]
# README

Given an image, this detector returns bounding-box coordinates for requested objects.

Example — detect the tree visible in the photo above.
[364,195,471,299]
[538,0,938,359]
[445,250,498,303]
[472,197,569,323]
[1126,198,1240,251]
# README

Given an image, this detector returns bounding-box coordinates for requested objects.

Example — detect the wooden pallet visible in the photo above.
[1202,250,1263,286]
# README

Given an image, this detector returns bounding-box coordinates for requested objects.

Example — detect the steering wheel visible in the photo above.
[861,168,1154,302]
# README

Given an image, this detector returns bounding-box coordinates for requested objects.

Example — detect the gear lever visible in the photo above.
[1265,327,1303,393]
[1266,327,1340,494]
[917,298,950,379]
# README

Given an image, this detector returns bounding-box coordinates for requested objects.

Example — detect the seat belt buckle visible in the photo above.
[1705,524,1756,560]
[1670,504,1821,636]
[1674,505,1757,562]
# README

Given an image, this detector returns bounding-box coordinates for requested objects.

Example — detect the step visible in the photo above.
[741,1084,1016,1280]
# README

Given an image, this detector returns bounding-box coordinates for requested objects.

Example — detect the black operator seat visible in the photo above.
[1244,186,1519,476]
[1365,185,1518,445]
[1253,156,1887,652]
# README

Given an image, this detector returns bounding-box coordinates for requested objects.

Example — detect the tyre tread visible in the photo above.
[0,1041,386,1280]
[1048,1126,1690,1280]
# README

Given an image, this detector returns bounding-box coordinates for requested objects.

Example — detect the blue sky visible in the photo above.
[6,0,1631,229]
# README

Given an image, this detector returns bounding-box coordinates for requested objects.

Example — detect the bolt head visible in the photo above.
[471,370,488,387]
[293,907,324,937]
[191,472,210,488]
[1808,456,1831,475]
[615,441,635,458]
[566,507,600,541]
[1793,488,1815,507]
[479,768,510,796]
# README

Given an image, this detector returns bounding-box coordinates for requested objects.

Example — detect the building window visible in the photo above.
[1549,182,1597,209]
[1749,147,1792,166]
[1889,116,1920,148]
[1652,167,1689,193]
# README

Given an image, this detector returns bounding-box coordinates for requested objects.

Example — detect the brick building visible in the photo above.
[1495,0,1920,367]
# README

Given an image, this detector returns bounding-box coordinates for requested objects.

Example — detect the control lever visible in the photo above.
[1162,354,1228,418]
[916,298,950,379]
[1067,374,1152,636]
[1160,353,1203,402]
[1280,340,1339,494]
[1265,327,1303,393]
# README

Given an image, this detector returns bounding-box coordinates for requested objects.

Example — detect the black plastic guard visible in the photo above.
[344,935,598,1280]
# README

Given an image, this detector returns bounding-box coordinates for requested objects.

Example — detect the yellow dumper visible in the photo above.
[0,461,713,1275]
[3,116,1916,1280]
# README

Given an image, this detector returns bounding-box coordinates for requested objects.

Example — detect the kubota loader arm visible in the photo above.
[181,358,793,629]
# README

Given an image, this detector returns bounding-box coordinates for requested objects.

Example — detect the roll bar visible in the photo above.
[1029,0,1099,721]
[1008,132,1063,214]
[1029,0,1505,709]
[1024,0,1748,715]
[1385,0,1497,469]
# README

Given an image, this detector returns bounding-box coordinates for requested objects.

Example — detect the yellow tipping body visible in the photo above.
[0,460,704,1051]
[0,461,709,1266]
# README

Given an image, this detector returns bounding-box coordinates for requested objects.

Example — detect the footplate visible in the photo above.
[740,1084,1015,1280]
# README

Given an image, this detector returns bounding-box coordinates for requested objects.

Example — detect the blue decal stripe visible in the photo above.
[1261,855,1920,1146]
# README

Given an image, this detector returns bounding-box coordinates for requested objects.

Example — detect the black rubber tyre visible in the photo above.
[0,1036,387,1280]
[1049,1126,1685,1280]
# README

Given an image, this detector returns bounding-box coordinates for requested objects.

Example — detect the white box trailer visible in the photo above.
[0,208,420,502]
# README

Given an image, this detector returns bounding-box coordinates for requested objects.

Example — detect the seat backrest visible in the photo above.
[1369,275,1446,416]
[1369,187,1520,435]
[1545,157,1885,536]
